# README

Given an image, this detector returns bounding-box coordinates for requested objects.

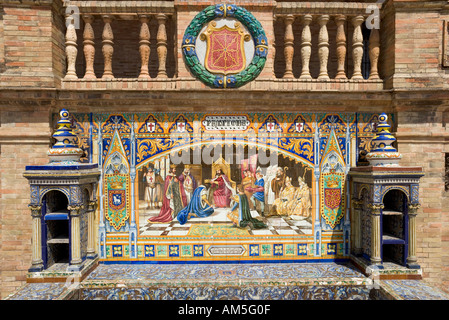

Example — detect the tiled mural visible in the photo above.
[66,112,389,263]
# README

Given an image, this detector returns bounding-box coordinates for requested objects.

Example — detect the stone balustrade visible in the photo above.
[63,1,174,81]
[274,13,380,81]
[61,1,383,89]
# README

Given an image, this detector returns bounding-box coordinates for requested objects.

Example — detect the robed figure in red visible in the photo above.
[148,166,187,223]
[210,169,233,208]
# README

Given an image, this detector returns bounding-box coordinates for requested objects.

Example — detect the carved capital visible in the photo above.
[88,200,98,212]
[68,205,84,216]
[368,203,384,215]
[29,205,42,217]
[351,199,364,210]
[408,203,421,215]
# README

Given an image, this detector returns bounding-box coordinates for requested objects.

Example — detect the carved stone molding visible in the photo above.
[335,15,347,80]
[64,20,78,80]
[368,203,384,215]
[408,203,421,215]
[317,15,330,81]
[351,16,365,80]
[156,14,168,78]
[139,15,151,79]
[299,15,313,80]
[283,15,295,79]
[83,15,96,79]
[101,15,114,79]
[29,205,42,217]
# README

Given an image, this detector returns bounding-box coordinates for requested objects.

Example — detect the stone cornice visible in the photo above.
[62,1,175,15]
[174,1,276,10]
[274,1,382,16]
[391,0,449,12]
[0,0,54,6]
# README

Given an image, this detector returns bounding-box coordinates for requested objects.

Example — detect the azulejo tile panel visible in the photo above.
[80,285,372,300]
[68,112,386,263]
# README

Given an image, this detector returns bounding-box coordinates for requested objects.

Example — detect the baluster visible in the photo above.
[64,17,78,80]
[299,15,312,80]
[318,15,330,80]
[335,15,347,79]
[283,15,295,79]
[82,15,96,79]
[156,14,168,78]
[101,15,114,79]
[139,15,151,79]
[351,16,365,80]
[369,28,380,80]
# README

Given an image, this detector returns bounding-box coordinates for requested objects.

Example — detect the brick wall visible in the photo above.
[0,105,51,299]
[0,4,58,88]
[0,0,449,299]
[396,109,449,293]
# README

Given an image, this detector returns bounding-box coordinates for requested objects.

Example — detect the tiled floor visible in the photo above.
[5,262,449,300]
[380,280,449,300]
[139,206,313,236]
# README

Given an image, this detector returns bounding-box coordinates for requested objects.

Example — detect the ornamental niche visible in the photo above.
[182,4,268,88]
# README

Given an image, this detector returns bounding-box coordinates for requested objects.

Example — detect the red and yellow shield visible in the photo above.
[324,188,342,210]
[201,21,250,75]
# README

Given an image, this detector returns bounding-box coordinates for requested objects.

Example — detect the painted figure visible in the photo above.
[270,176,296,216]
[271,167,286,199]
[210,169,233,208]
[264,165,277,212]
[242,169,255,209]
[290,177,312,219]
[227,184,267,229]
[178,165,197,204]
[177,185,214,225]
[144,167,164,209]
[250,169,265,215]
[148,166,186,223]
[167,174,187,219]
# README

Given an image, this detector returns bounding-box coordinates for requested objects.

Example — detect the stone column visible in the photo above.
[283,15,295,79]
[351,199,364,255]
[64,18,78,80]
[317,15,330,80]
[101,15,114,79]
[29,205,43,272]
[370,203,383,266]
[368,27,380,80]
[335,15,347,79]
[87,200,98,259]
[156,14,168,78]
[407,203,420,268]
[299,15,312,79]
[68,205,83,271]
[351,16,365,80]
[82,15,96,79]
[139,15,151,79]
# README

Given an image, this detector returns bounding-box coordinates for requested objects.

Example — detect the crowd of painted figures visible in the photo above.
[143,165,312,229]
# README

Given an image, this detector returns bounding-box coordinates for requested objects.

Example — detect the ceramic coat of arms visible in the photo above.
[182,4,268,88]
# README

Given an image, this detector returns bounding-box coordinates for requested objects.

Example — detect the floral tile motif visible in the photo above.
[380,280,449,300]
[85,262,366,283]
[5,283,68,300]
[80,285,372,300]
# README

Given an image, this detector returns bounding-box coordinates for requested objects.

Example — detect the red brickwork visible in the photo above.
[0,0,449,299]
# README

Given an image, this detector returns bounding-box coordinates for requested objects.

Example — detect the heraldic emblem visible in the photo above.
[320,172,345,229]
[201,21,250,75]
[182,4,268,88]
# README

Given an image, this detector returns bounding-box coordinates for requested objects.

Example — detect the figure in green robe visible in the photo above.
[227,185,267,229]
